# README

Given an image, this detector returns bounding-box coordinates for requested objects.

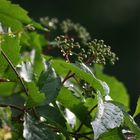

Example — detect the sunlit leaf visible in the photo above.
[16,50,35,82]
[133,96,140,118]
[91,92,124,140]
[0,34,21,80]
[0,0,44,31]
[0,13,23,30]
[0,0,31,24]
[17,61,33,82]
[0,34,21,65]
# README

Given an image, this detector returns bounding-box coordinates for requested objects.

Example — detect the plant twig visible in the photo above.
[68,131,92,140]
[0,48,28,96]
[68,131,93,136]
[88,104,97,115]
[76,104,97,132]
[62,70,75,84]
[0,104,24,112]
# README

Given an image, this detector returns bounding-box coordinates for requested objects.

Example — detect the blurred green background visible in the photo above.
[11,0,140,113]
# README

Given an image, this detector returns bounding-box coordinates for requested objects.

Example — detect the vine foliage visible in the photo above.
[0,0,140,140]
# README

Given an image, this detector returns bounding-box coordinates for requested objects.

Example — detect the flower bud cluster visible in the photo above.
[40,17,58,30]
[60,19,91,44]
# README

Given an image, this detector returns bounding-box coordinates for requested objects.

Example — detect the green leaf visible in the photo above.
[51,59,104,94]
[124,112,140,139]
[91,92,124,140]
[30,21,46,31]
[27,32,47,76]
[0,0,31,24]
[133,96,140,118]
[0,34,21,80]
[0,13,23,30]
[0,34,21,66]
[0,0,44,31]
[36,105,69,139]
[95,64,130,107]
[28,32,45,49]
[38,62,61,104]
[58,86,91,127]
[27,32,46,76]
[99,128,125,140]
[26,82,45,108]
[76,62,110,96]
[36,105,66,128]
[0,53,8,75]
[23,113,57,140]
[0,82,15,96]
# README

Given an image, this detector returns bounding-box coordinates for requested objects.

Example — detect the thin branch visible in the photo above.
[62,70,71,83]
[85,54,96,65]
[73,75,85,90]
[88,104,97,114]
[76,104,97,132]
[62,70,75,84]
[46,124,60,132]
[0,48,28,96]
[0,104,24,112]
[76,123,83,133]
[68,131,93,136]
[68,131,92,140]
[0,78,10,82]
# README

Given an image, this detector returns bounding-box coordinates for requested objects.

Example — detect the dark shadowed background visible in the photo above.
[11,0,140,113]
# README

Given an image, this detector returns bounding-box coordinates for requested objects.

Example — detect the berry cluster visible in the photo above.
[55,35,118,65]
[86,39,119,65]
[55,35,80,62]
